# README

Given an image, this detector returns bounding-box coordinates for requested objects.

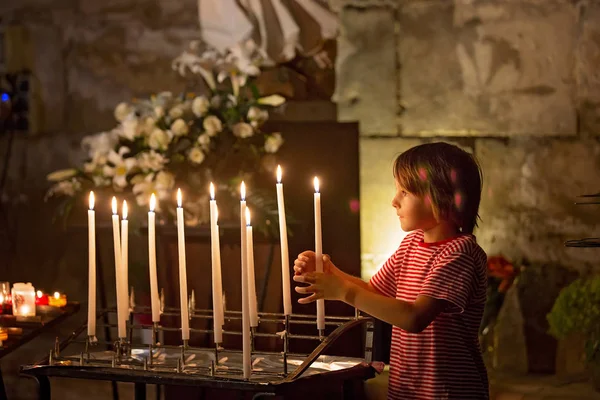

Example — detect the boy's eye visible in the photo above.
[400,190,408,196]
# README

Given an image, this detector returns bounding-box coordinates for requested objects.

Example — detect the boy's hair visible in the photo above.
[393,142,483,234]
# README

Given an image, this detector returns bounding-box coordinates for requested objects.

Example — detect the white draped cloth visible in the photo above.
[198,0,338,67]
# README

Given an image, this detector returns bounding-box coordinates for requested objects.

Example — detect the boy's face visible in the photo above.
[392,180,438,232]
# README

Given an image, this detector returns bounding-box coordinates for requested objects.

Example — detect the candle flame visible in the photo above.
[37,290,43,298]
[21,305,31,315]
[54,292,60,299]
[122,200,128,220]
[210,182,215,200]
[245,207,251,226]
[240,181,246,201]
[149,193,156,212]
[177,188,182,207]
[112,197,118,215]
[89,191,95,210]
[276,165,282,183]
[314,177,320,193]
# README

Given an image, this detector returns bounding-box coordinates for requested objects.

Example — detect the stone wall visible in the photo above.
[333,0,600,279]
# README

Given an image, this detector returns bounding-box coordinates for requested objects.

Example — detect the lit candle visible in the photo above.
[240,182,251,378]
[314,177,325,331]
[36,290,49,306]
[111,197,126,339]
[276,166,292,316]
[20,304,32,316]
[245,207,259,328]
[148,194,160,323]
[121,200,129,317]
[88,192,96,337]
[209,183,224,344]
[49,291,67,307]
[176,189,190,342]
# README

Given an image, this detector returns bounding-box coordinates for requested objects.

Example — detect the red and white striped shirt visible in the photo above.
[370,230,489,400]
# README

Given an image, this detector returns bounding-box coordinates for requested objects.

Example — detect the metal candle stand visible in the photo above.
[42,302,374,384]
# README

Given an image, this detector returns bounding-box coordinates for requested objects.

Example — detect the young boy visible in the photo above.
[293,142,489,399]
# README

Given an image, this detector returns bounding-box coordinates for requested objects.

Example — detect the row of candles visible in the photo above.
[86,166,326,378]
[0,284,67,317]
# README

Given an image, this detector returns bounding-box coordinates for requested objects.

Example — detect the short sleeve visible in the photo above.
[370,248,401,298]
[419,250,476,314]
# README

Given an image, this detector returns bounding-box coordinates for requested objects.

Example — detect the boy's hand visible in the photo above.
[293,251,336,276]
[293,271,348,303]
[293,252,347,303]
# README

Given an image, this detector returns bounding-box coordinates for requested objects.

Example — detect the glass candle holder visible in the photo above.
[12,282,36,317]
[35,290,49,306]
[0,282,9,314]
[48,292,67,307]
[0,327,7,347]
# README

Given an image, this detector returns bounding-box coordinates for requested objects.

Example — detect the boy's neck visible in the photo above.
[422,221,460,243]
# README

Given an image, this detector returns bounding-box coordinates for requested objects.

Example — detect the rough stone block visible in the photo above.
[578,0,600,136]
[399,0,577,136]
[476,138,600,271]
[335,7,398,135]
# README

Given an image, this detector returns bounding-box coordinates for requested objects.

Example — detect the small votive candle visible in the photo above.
[48,292,67,308]
[0,327,7,346]
[12,283,36,317]
[35,290,49,306]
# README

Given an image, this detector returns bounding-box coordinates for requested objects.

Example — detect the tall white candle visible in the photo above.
[176,189,190,341]
[121,200,129,317]
[240,182,251,378]
[215,209,224,326]
[245,208,259,328]
[314,177,325,331]
[111,197,126,339]
[209,183,224,344]
[276,166,292,316]
[88,192,96,337]
[148,194,160,323]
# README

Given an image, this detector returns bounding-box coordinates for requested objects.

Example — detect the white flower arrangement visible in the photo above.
[47,43,286,226]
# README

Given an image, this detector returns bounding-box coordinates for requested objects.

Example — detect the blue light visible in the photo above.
[0,93,8,102]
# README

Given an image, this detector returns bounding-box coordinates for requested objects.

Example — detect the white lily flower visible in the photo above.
[258,95,286,107]
[132,173,158,207]
[47,168,78,182]
[47,178,82,198]
[103,147,137,188]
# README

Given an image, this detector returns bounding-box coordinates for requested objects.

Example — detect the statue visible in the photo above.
[196,0,338,99]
